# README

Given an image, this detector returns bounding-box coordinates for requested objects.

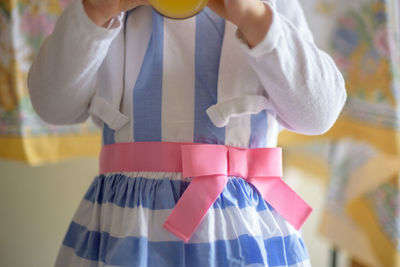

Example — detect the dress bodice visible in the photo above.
[102,8,279,148]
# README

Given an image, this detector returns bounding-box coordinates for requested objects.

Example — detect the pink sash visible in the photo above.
[100,142,312,242]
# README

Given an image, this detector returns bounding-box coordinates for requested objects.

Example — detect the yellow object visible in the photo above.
[148,0,208,19]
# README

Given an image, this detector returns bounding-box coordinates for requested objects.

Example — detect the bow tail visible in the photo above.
[163,175,228,242]
[249,177,313,230]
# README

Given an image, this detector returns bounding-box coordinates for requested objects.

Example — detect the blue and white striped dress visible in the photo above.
[55,8,311,267]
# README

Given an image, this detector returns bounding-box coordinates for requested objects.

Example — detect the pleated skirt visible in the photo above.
[55,171,311,267]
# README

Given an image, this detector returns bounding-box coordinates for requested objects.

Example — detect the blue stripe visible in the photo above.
[133,10,164,142]
[250,110,268,148]
[102,123,115,145]
[266,235,309,266]
[193,9,225,144]
[83,174,270,212]
[63,222,308,266]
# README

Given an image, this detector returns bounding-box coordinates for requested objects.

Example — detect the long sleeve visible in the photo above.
[240,0,347,135]
[27,0,123,125]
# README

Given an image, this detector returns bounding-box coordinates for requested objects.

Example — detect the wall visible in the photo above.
[0,158,96,267]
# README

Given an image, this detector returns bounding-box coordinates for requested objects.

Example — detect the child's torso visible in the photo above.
[102,7,280,148]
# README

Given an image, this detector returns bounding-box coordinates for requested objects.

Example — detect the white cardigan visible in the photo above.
[28,0,346,146]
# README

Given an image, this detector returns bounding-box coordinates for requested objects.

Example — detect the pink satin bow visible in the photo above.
[99,142,312,243]
[163,144,312,242]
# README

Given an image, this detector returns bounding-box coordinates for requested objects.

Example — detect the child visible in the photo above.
[28,0,346,266]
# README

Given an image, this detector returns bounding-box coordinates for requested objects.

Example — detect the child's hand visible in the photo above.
[207,0,262,27]
[83,0,149,27]
[207,0,272,47]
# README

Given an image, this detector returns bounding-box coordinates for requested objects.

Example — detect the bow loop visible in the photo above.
[182,145,228,178]
[246,148,282,178]
[228,147,282,179]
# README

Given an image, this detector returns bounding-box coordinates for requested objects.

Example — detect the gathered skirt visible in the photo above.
[54,171,311,267]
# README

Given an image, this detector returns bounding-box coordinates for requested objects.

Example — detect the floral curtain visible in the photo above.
[280,0,400,266]
[0,0,100,165]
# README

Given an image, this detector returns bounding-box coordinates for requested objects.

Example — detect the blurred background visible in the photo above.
[0,0,399,266]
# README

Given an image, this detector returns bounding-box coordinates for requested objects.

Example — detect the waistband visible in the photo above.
[100,142,312,242]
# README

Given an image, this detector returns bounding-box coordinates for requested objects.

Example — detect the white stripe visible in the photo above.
[225,115,252,147]
[116,7,153,143]
[217,23,253,147]
[266,115,280,147]
[72,199,299,243]
[161,17,196,142]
